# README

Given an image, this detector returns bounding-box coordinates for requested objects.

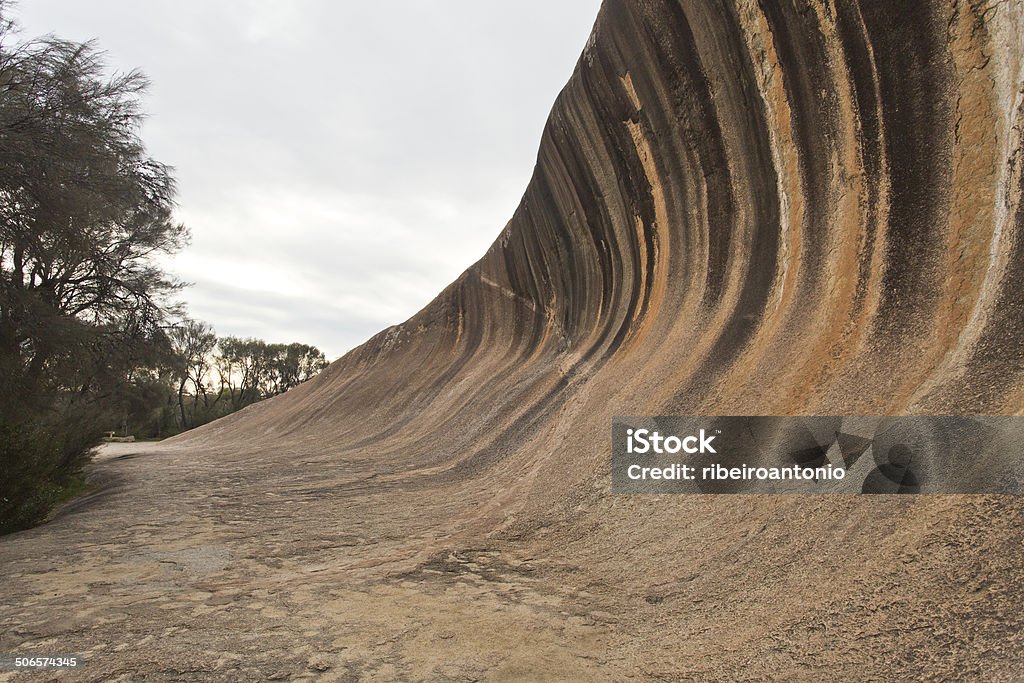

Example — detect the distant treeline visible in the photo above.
[160,322,329,436]
[0,11,327,533]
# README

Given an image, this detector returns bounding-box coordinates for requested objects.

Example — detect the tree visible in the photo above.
[212,336,328,411]
[0,9,187,533]
[267,342,328,393]
[84,319,332,437]
[215,337,263,411]
[168,319,216,429]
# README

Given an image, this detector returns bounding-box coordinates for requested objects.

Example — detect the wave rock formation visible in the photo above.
[6,0,1024,679]
[202,0,1024,438]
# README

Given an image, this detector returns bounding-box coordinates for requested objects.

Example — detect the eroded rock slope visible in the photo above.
[3,0,1024,680]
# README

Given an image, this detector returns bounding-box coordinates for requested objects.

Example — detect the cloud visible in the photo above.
[13,0,603,358]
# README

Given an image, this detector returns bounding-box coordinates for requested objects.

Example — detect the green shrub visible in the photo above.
[0,412,99,536]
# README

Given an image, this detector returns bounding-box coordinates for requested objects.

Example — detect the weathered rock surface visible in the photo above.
[3,0,1024,680]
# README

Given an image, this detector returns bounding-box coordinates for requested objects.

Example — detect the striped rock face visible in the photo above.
[166,1,1024,673]
[4,1,1023,680]
[183,0,1024,461]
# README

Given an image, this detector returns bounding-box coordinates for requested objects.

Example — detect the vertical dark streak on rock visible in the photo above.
[758,0,833,295]
[834,0,885,316]
[859,0,953,334]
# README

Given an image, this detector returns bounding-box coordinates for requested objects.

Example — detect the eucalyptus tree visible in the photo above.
[0,8,187,532]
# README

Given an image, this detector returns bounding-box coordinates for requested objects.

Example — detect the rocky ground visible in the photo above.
[2,442,1022,681]
[5,0,1024,678]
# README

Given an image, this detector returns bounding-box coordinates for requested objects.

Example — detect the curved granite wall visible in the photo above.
[182,0,1023,448]
[153,1,1024,676]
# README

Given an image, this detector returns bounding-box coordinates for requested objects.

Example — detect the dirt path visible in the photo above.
[3,442,1024,681]
[0,443,628,682]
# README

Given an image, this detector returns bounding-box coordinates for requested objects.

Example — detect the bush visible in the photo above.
[0,411,97,535]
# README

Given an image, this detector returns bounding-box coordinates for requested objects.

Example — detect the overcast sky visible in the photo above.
[14,1,602,359]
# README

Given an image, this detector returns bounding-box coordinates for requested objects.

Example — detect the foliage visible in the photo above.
[162,328,329,434]
[0,9,330,534]
[0,10,185,533]
[215,337,329,410]
[168,319,217,430]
